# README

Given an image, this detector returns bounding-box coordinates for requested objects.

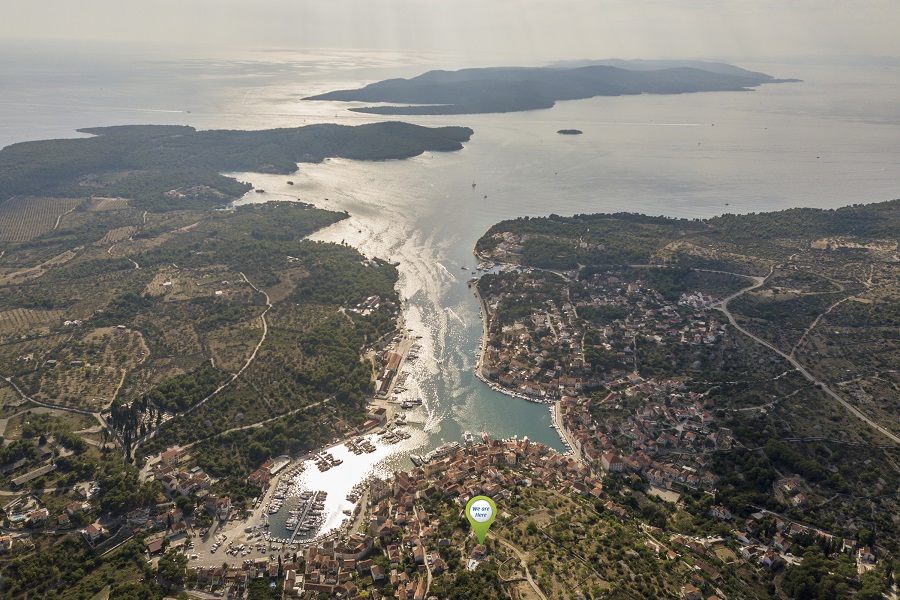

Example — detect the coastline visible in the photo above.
[472,278,490,380]
[552,400,578,459]
[194,315,420,561]
[471,253,573,455]
[365,315,417,422]
[202,249,571,563]
[470,261,559,407]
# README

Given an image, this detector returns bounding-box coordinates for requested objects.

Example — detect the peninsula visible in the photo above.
[471,203,900,598]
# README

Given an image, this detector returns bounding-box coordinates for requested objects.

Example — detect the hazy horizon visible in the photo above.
[3,1,899,66]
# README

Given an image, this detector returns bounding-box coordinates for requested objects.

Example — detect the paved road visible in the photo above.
[181,398,331,452]
[553,401,581,462]
[714,272,900,446]
[0,377,115,450]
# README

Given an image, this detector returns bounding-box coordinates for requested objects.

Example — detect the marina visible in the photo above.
[345,437,376,455]
[256,427,428,543]
[313,452,343,472]
[476,370,554,404]
[286,490,327,544]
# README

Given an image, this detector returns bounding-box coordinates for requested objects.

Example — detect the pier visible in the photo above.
[288,491,327,545]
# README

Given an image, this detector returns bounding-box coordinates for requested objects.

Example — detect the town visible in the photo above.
[138,434,885,598]
[476,265,734,489]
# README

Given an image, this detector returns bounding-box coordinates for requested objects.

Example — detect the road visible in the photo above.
[138,397,332,482]
[491,533,547,600]
[181,271,272,417]
[415,500,434,593]
[472,282,491,379]
[2,269,279,459]
[553,401,581,461]
[106,241,140,269]
[789,281,891,358]
[0,377,116,448]
[714,270,900,445]
[133,272,273,452]
[182,398,331,451]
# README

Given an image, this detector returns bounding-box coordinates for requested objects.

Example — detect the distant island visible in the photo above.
[305,59,800,116]
[557,129,583,135]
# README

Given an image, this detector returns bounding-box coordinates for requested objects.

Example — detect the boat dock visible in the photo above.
[288,490,327,545]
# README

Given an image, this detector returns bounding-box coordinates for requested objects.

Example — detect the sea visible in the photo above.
[2,42,899,540]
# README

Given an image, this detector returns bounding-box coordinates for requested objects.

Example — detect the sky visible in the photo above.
[3,0,899,64]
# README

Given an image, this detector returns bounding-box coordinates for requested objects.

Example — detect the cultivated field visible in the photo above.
[10,327,149,409]
[0,249,79,285]
[97,226,138,246]
[203,320,263,373]
[0,308,66,339]
[0,196,82,242]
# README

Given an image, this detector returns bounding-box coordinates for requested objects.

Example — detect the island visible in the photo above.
[304,59,799,116]
[0,122,472,212]
[1,117,897,600]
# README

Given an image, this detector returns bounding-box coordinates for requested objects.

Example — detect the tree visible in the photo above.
[858,529,876,547]
[157,550,187,590]
[859,568,887,600]
[176,494,195,516]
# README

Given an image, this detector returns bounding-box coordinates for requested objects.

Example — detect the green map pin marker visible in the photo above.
[466,495,497,544]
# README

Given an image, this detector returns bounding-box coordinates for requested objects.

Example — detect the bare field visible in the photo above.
[263,265,309,304]
[109,231,175,256]
[0,333,70,375]
[135,314,204,356]
[0,384,24,412]
[116,356,203,402]
[714,546,738,562]
[143,267,252,303]
[3,408,96,441]
[508,581,543,600]
[143,268,185,296]
[87,197,130,211]
[37,364,122,408]
[268,303,334,333]
[838,377,900,440]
